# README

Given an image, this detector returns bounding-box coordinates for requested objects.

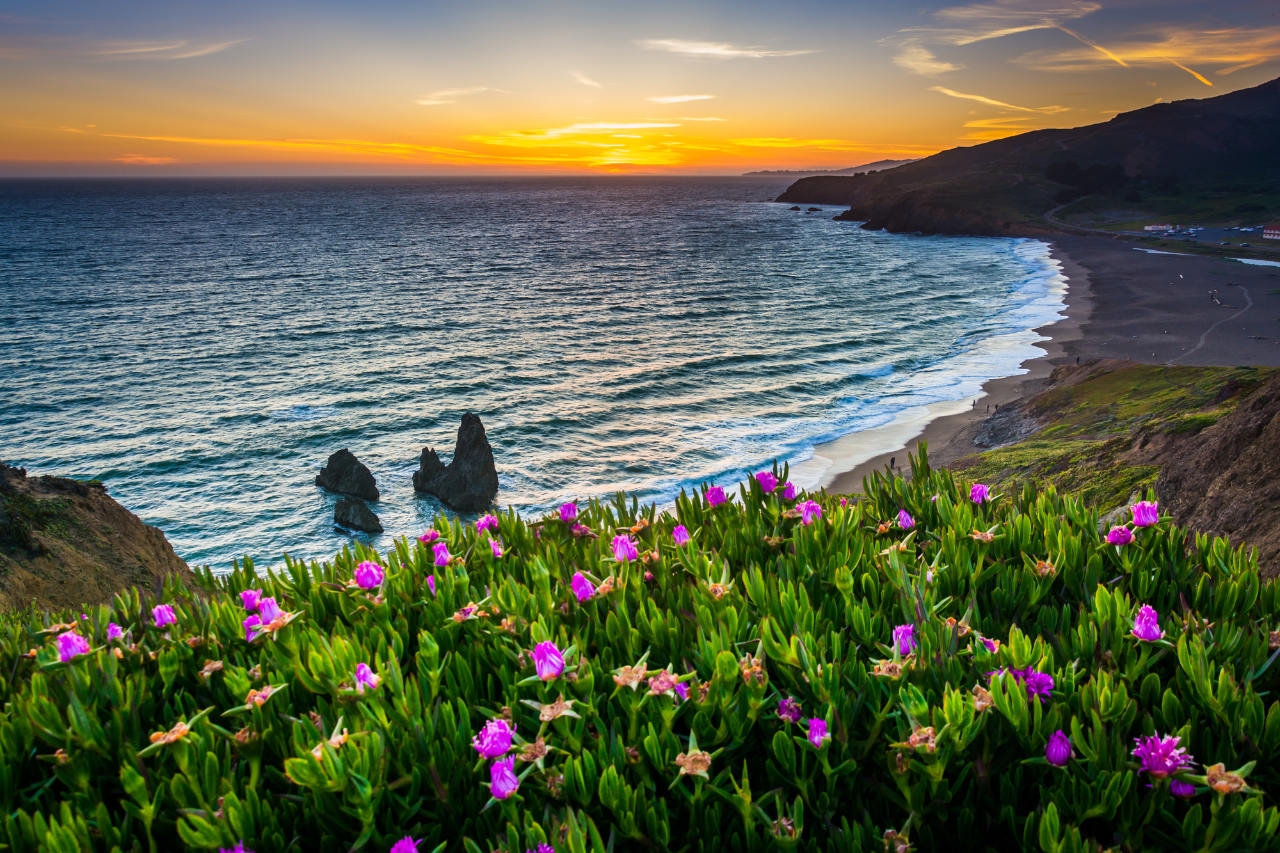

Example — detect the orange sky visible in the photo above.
[3,1,1279,175]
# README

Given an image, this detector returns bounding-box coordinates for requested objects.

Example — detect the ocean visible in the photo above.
[0,176,1065,571]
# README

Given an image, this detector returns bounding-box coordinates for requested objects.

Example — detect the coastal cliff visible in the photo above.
[0,463,194,611]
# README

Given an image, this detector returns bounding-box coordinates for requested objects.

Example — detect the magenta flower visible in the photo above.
[1131,500,1159,527]
[1170,779,1197,798]
[782,481,797,500]
[106,622,124,642]
[799,500,822,525]
[612,534,638,562]
[755,471,778,493]
[1132,733,1193,779]
[476,514,499,533]
[152,604,177,628]
[257,597,283,623]
[806,718,830,749]
[526,845,554,853]
[570,572,595,603]
[490,539,504,559]
[426,575,437,596]
[241,589,262,611]
[672,524,691,545]
[57,630,90,663]
[897,509,914,530]
[354,662,380,693]
[1023,670,1055,702]
[219,843,253,853]
[389,837,420,853]
[970,483,989,504]
[433,541,451,567]
[1106,526,1134,546]
[1132,605,1164,642]
[243,614,262,643]
[892,624,917,656]
[980,637,999,654]
[472,719,515,758]
[706,486,727,507]
[673,681,689,702]
[532,641,565,680]
[777,697,802,724]
[570,523,591,537]
[560,502,578,523]
[1045,730,1072,767]
[418,529,440,544]
[354,561,384,589]
[490,756,519,800]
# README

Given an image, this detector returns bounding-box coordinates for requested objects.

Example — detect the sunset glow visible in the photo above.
[3,0,1279,176]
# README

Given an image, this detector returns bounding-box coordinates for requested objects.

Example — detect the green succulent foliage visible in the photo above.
[1,449,1278,852]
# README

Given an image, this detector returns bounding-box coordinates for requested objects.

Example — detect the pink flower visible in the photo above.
[152,604,177,628]
[389,837,420,853]
[257,597,283,623]
[240,589,262,611]
[672,524,691,545]
[354,561,384,589]
[1170,779,1197,798]
[243,614,262,643]
[799,500,822,525]
[980,636,999,654]
[476,514,499,533]
[1132,605,1164,642]
[433,542,451,567]
[892,624,916,655]
[755,471,778,493]
[490,539,503,558]
[526,846,554,853]
[781,481,797,500]
[490,756,519,799]
[418,529,440,544]
[532,641,564,680]
[219,843,253,853]
[426,575,437,596]
[1106,526,1134,546]
[472,719,514,758]
[897,509,914,530]
[1046,730,1072,767]
[970,483,989,504]
[806,718,830,749]
[612,534,638,562]
[1131,500,1159,527]
[560,502,578,523]
[777,697,802,724]
[673,682,689,702]
[106,622,124,642]
[57,630,90,662]
[354,662,380,693]
[706,486,727,507]
[570,572,595,603]
[1132,733,1193,779]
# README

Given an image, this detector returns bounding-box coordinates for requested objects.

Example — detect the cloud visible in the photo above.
[416,86,505,106]
[638,39,816,59]
[960,115,1053,140]
[891,41,963,76]
[647,94,714,104]
[927,1,1101,45]
[570,70,602,88]
[0,35,246,61]
[472,122,682,148]
[1014,26,1280,78]
[113,154,179,165]
[730,137,942,156]
[1168,59,1212,87]
[679,116,727,122]
[929,85,1065,113]
[95,39,246,60]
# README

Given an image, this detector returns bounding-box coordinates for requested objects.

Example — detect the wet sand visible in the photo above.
[822,235,1280,494]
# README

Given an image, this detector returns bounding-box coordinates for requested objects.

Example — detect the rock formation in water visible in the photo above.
[412,412,499,512]
[0,463,195,611]
[334,497,383,534]
[316,449,379,501]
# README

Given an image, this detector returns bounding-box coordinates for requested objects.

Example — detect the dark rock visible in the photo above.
[789,205,801,211]
[334,497,382,534]
[973,407,1041,449]
[412,412,499,512]
[316,449,379,501]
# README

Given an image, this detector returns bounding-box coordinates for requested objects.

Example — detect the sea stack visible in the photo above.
[316,449,379,501]
[412,412,498,512]
[334,497,383,534]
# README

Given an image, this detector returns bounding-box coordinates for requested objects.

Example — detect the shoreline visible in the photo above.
[820,234,1280,493]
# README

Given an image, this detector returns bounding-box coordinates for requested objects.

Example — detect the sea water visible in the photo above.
[0,177,1064,570]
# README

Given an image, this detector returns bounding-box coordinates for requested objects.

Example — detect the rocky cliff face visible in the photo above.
[0,464,195,611]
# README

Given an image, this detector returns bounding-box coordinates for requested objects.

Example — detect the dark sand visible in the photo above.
[823,235,1280,494]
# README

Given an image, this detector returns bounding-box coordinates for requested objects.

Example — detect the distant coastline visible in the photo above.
[743,158,916,178]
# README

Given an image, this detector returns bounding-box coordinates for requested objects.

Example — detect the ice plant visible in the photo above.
[257,597,283,623]
[560,502,578,523]
[240,589,262,610]
[1046,730,1072,767]
[672,524,691,545]
[57,630,90,662]
[806,717,830,749]
[1106,525,1134,546]
[243,615,262,643]
[1132,733,1193,779]
[1170,779,1197,798]
[612,534,638,562]
[526,845,554,853]
[799,500,822,525]
[389,838,419,853]
[897,509,914,530]
[970,483,989,504]
[490,539,503,558]
[570,572,595,603]
[1023,670,1055,702]
[490,756,519,800]
[1132,604,1164,642]
[1131,500,1159,527]
[354,561,384,590]
[892,624,917,656]
[472,719,515,758]
[354,662,380,693]
[705,486,726,507]
[426,575,437,596]
[778,697,802,724]
[418,529,440,544]
[106,622,124,642]
[755,471,778,493]
[152,604,177,628]
[433,542,451,567]
[219,843,253,853]
[532,641,565,680]
[476,514,499,533]
[782,481,797,500]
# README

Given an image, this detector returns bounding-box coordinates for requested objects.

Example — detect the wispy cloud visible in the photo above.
[93,130,492,163]
[960,115,1056,140]
[96,39,246,59]
[472,122,682,148]
[679,116,726,122]
[927,1,1101,46]
[113,154,179,165]
[1056,26,1127,68]
[891,40,962,76]
[570,70,602,88]
[647,94,714,104]
[730,137,941,156]
[929,85,1065,113]
[416,86,505,106]
[638,39,816,59]
[1014,26,1280,79]
[1168,59,1212,87]
[0,35,246,61]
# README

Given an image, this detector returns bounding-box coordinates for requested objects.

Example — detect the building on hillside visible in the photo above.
[1143,224,1175,232]
[1264,223,1280,240]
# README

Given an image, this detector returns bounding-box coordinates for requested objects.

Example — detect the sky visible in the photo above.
[2,0,1279,176]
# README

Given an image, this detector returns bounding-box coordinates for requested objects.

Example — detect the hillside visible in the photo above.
[777,76,1280,235]
[743,158,916,177]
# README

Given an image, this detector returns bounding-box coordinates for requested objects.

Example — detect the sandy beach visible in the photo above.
[823,235,1280,493]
